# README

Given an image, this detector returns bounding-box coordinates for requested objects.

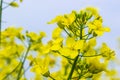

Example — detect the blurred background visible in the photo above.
[2,0,120,79]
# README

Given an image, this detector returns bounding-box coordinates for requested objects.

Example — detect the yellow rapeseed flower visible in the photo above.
[48,11,76,28]
[100,43,115,59]
[87,57,106,74]
[87,20,110,36]
[85,7,99,17]
[52,27,62,39]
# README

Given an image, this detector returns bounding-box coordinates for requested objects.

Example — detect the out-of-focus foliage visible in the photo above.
[0,6,120,80]
[9,2,19,7]
[2,0,23,9]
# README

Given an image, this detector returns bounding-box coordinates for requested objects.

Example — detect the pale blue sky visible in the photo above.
[3,0,120,54]
[2,0,120,78]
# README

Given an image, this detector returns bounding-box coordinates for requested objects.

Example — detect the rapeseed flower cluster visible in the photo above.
[0,7,119,80]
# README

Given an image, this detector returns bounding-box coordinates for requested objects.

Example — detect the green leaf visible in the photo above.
[9,2,19,7]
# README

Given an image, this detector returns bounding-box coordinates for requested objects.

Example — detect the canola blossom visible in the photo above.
[0,7,119,80]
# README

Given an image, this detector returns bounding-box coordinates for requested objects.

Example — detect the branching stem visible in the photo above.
[17,44,31,80]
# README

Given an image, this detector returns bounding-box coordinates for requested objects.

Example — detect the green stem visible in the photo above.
[49,75,56,80]
[80,24,83,40]
[63,28,71,37]
[67,55,79,80]
[0,0,3,46]
[2,0,17,10]
[2,63,21,80]
[16,44,31,80]
[55,50,74,60]
[81,54,102,57]
[85,30,93,40]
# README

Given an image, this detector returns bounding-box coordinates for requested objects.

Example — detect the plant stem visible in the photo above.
[54,50,74,60]
[17,44,31,80]
[0,0,3,46]
[2,63,21,80]
[80,24,83,40]
[63,28,71,37]
[81,54,102,57]
[49,75,56,80]
[67,55,79,80]
[2,0,17,10]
